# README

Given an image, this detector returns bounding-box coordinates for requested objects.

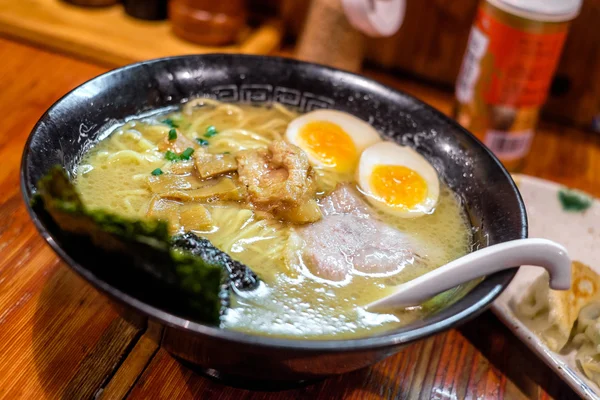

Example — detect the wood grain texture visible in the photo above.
[0,0,282,68]
[365,0,479,86]
[127,314,578,399]
[0,37,145,399]
[99,321,163,399]
[543,0,600,128]
[0,36,592,399]
[279,0,479,86]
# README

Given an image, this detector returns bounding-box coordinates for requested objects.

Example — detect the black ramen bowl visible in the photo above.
[21,55,526,383]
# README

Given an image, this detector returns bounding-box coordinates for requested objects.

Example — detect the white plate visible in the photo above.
[491,174,600,399]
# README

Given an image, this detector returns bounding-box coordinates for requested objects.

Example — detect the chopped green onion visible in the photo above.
[162,118,179,128]
[223,151,231,155]
[168,128,177,141]
[204,125,218,138]
[165,150,179,161]
[180,147,195,160]
[558,189,593,212]
[196,138,209,146]
[151,168,163,176]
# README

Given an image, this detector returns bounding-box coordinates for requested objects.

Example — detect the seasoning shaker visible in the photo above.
[453,0,582,171]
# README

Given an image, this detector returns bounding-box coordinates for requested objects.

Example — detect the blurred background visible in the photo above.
[2,0,597,168]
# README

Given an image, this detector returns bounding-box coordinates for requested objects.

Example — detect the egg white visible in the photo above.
[285,110,381,169]
[357,142,440,218]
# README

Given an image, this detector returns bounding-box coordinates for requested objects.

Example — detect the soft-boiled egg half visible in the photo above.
[357,142,439,218]
[285,110,381,173]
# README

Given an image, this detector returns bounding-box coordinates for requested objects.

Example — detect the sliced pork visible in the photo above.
[236,140,319,219]
[298,185,418,281]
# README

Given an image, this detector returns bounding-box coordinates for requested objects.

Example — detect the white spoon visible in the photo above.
[367,238,571,311]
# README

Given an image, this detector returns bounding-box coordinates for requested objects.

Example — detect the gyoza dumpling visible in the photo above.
[572,303,600,385]
[514,261,600,352]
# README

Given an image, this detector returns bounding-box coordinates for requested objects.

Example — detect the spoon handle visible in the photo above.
[367,238,571,310]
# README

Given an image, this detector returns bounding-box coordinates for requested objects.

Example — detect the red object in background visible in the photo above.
[169,0,248,46]
[476,7,568,108]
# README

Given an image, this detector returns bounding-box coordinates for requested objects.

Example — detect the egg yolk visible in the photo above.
[370,165,428,209]
[298,121,357,172]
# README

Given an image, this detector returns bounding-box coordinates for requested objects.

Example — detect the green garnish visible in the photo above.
[204,125,218,138]
[558,189,593,212]
[162,118,179,128]
[180,147,195,160]
[151,168,163,176]
[196,138,209,146]
[168,129,177,141]
[165,147,195,162]
[223,151,231,155]
[165,150,179,161]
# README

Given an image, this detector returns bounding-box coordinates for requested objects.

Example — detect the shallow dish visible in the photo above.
[492,175,600,399]
[21,54,525,381]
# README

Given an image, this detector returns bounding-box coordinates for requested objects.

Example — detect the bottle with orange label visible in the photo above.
[453,0,582,171]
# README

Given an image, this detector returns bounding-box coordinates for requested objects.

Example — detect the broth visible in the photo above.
[75,99,472,339]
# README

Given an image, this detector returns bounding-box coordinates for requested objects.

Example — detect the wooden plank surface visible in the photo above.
[0,0,282,68]
[99,321,163,399]
[127,313,578,399]
[0,36,591,399]
[0,37,145,399]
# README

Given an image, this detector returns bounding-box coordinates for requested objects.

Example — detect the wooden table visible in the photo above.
[0,36,593,399]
